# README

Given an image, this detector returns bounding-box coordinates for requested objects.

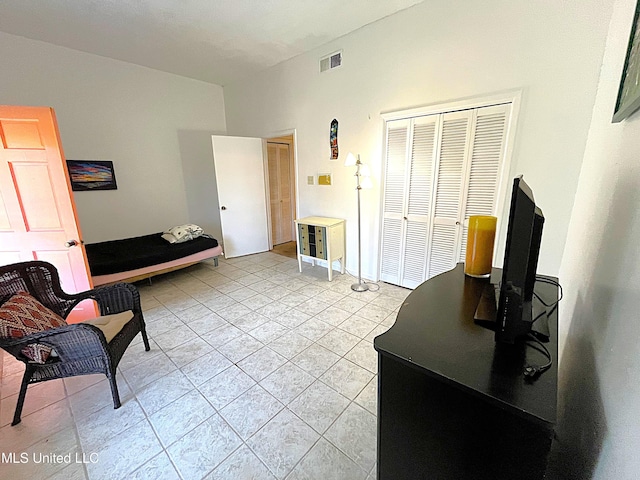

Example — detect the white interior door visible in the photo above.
[0,106,96,321]
[212,135,269,258]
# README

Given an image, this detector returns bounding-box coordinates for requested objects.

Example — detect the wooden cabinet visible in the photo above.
[295,217,345,281]
[374,265,558,479]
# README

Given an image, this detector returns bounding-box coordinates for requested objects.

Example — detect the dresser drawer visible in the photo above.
[297,224,327,260]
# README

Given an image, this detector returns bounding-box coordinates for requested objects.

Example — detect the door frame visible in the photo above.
[378,90,522,285]
[264,129,299,250]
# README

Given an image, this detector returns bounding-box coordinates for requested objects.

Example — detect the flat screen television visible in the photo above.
[475,175,545,343]
[496,175,545,343]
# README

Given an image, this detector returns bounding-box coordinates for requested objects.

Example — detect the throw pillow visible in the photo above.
[0,292,67,363]
[161,232,178,243]
[162,224,204,244]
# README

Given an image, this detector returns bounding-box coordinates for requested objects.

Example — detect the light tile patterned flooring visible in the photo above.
[0,252,410,480]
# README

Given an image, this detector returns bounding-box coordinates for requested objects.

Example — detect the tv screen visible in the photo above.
[495,176,544,343]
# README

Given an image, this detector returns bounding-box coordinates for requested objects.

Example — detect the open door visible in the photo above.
[211,135,270,258]
[0,106,95,321]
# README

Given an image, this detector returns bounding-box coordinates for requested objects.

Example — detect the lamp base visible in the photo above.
[351,282,370,292]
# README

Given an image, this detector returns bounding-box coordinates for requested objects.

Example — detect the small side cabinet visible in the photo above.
[294,216,345,281]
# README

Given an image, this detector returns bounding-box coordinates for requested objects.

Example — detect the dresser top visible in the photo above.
[374,264,558,427]
[295,216,345,227]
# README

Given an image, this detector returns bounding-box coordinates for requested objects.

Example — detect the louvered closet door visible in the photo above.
[426,110,473,279]
[379,119,409,285]
[268,142,294,245]
[267,143,280,243]
[457,104,509,262]
[380,102,511,288]
[400,116,438,288]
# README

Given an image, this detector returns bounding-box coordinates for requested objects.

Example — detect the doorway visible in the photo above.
[266,134,297,259]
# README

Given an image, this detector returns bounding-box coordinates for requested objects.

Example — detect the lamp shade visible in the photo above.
[344,152,357,166]
[361,177,373,189]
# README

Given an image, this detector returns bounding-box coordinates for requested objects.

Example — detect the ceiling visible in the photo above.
[0,0,424,86]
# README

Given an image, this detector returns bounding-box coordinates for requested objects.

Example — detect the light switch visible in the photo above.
[307,176,315,185]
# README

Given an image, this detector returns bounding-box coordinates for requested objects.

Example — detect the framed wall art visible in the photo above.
[613,1,640,123]
[66,160,118,191]
[318,173,332,186]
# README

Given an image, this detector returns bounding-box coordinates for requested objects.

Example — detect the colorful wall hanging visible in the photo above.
[330,119,338,160]
[66,160,118,191]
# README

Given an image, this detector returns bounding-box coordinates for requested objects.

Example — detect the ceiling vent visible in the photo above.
[320,51,342,73]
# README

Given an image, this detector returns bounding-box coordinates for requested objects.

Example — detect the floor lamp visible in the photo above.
[345,153,372,292]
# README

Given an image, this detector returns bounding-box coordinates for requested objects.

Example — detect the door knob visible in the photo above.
[65,240,78,247]
[221,206,227,211]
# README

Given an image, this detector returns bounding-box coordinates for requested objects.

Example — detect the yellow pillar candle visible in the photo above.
[464,216,497,278]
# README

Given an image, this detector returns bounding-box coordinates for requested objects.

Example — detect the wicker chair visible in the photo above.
[0,261,150,425]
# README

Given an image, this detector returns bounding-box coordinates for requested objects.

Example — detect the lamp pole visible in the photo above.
[352,155,369,292]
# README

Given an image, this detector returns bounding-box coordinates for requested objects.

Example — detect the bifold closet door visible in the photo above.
[426,105,509,279]
[380,115,439,289]
[455,104,509,263]
[379,118,409,287]
[425,109,473,279]
[267,142,293,246]
[380,103,510,288]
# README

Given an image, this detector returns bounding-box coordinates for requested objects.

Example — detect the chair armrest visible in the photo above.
[70,283,142,316]
[0,323,108,364]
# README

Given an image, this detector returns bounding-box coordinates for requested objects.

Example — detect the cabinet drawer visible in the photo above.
[297,223,327,260]
[298,224,310,256]
[314,226,326,259]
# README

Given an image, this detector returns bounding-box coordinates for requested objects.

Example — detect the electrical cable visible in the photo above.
[523,276,562,379]
[523,332,552,380]
[344,269,380,291]
[534,276,563,305]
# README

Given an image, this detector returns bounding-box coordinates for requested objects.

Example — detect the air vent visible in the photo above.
[320,51,342,73]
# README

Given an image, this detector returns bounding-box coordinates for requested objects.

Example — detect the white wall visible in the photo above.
[179,131,225,242]
[552,0,640,477]
[224,0,614,280]
[0,32,226,243]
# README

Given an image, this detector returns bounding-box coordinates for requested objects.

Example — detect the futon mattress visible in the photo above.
[85,233,219,276]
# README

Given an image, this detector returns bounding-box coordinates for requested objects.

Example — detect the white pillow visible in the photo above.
[161,233,178,243]
[162,224,204,244]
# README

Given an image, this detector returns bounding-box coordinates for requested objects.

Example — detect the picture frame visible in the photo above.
[66,160,118,191]
[613,1,640,123]
[318,173,332,186]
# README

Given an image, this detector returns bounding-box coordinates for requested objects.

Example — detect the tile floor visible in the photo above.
[0,252,410,480]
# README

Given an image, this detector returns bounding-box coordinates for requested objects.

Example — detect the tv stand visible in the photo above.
[473,281,500,327]
[473,281,550,342]
[374,264,558,480]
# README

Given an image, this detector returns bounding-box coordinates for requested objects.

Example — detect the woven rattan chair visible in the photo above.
[0,261,150,425]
